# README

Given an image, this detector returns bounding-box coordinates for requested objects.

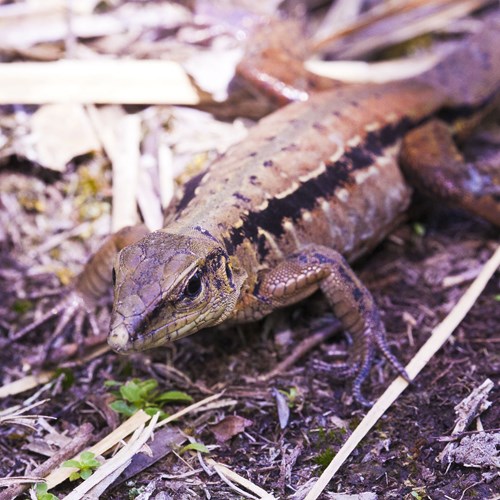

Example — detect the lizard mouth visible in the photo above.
[107,309,218,353]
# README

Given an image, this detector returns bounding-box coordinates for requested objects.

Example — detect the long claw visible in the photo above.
[11,287,105,363]
[351,344,375,408]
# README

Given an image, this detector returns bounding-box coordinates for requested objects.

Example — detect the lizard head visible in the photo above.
[107,229,245,353]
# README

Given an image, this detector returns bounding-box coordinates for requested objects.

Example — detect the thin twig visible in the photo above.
[260,323,341,382]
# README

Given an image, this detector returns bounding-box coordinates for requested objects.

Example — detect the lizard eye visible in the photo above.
[184,270,202,298]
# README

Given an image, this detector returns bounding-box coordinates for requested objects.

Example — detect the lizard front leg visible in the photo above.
[248,245,408,406]
[13,225,149,358]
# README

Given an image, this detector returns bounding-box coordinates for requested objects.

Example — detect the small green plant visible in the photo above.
[313,448,336,472]
[12,298,33,315]
[410,489,426,500]
[278,386,300,408]
[179,441,210,455]
[106,378,193,419]
[34,482,59,500]
[412,222,426,237]
[62,451,101,481]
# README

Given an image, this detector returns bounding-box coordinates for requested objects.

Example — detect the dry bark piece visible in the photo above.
[30,104,101,171]
[210,415,253,442]
[448,433,500,468]
[438,378,494,464]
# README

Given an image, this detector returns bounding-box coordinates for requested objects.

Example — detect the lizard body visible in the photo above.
[19,17,500,405]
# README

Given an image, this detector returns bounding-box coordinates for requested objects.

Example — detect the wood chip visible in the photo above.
[30,104,101,171]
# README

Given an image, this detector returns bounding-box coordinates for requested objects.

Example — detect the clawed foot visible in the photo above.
[10,286,109,365]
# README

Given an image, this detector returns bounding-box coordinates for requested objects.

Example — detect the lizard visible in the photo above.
[15,15,500,406]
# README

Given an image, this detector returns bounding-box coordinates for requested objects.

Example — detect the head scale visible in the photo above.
[108,229,243,353]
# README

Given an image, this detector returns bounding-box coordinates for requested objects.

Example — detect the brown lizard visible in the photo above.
[16,16,500,406]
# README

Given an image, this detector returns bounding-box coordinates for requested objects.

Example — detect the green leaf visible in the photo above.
[110,400,136,416]
[120,381,142,403]
[36,483,49,494]
[413,222,426,236]
[69,472,81,481]
[80,469,93,480]
[53,368,75,390]
[156,390,193,403]
[80,451,96,462]
[104,380,121,387]
[138,379,158,397]
[62,459,81,468]
[144,407,168,420]
[35,482,59,500]
[179,442,210,454]
[83,458,101,468]
[12,299,33,314]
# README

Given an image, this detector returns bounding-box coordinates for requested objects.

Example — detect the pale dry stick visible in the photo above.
[206,459,277,500]
[86,105,141,232]
[63,412,160,500]
[306,54,440,84]
[0,477,40,487]
[304,245,500,500]
[0,60,199,105]
[0,372,53,399]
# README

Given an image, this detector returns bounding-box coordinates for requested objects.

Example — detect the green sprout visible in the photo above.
[278,386,300,408]
[106,378,193,419]
[179,441,210,455]
[62,451,101,481]
[34,482,59,500]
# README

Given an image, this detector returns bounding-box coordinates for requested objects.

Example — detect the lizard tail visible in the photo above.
[417,13,500,107]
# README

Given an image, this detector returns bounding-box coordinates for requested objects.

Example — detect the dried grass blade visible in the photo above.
[45,409,150,489]
[62,412,159,500]
[207,459,277,500]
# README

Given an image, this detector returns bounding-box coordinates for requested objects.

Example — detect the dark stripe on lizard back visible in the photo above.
[224,117,414,255]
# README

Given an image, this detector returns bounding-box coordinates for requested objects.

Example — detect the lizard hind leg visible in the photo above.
[400,119,500,226]
[256,245,408,406]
